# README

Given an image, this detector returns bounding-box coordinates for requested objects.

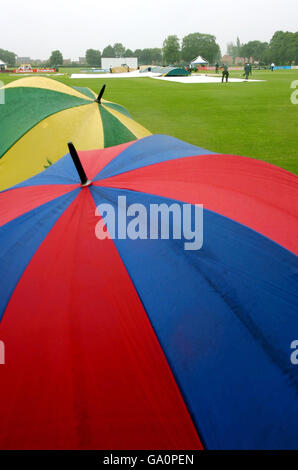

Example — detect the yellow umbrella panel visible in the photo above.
[0,77,150,190]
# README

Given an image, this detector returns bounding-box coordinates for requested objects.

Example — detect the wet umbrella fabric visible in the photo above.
[0,135,297,450]
[0,77,150,190]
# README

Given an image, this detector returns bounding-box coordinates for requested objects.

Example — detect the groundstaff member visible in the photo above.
[222,64,229,82]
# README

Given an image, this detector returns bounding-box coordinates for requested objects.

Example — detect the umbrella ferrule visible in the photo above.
[67,142,90,187]
[95,84,106,103]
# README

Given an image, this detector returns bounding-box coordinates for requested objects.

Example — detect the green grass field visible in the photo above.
[1,69,298,173]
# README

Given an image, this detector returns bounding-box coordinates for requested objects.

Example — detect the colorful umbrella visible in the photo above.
[0,77,150,191]
[0,134,297,450]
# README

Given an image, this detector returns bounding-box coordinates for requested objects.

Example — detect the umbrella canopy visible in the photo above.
[0,134,297,450]
[0,77,150,191]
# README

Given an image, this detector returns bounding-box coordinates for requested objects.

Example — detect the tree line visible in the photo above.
[227,31,298,65]
[72,31,298,67]
[0,48,16,66]
[48,31,298,66]
[83,34,221,66]
[1,30,297,67]
[85,44,163,67]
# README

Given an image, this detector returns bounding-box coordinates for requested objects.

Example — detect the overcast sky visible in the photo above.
[1,0,297,59]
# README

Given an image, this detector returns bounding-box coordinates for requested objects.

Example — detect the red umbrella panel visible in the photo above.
[0,134,297,450]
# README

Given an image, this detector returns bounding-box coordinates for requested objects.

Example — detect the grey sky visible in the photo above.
[1,0,297,59]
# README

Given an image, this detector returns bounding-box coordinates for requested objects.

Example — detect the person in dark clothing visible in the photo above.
[244,63,250,80]
[222,64,229,82]
[215,62,219,74]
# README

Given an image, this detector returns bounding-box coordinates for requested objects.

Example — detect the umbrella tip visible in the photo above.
[95,84,106,103]
[67,142,91,187]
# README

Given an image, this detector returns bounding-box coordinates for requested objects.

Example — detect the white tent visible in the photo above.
[0,60,6,70]
[191,55,208,66]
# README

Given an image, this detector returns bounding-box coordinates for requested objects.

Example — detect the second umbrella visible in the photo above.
[0,77,150,190]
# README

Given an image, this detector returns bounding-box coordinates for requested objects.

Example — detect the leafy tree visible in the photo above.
[151,48,162,64]
[49,50,63,66]
[113,43,125,58]
[256,42,269,63]
[134,49,142,61]
[269,31,298,65]
[181,33,220,63]
[163,35,180,64]
[241,41,269,63]
[85,49,101,66]
[102,45,115,58]
[132,48,162,65]
[140,48,153,64]
[269,31,286,64]
[124,49,134,57]
[283,31,298,64]
[0,48,16,66]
